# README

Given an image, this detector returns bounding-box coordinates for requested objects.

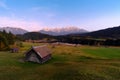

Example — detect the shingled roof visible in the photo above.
[32,46,51,58]
[25,45,51,58]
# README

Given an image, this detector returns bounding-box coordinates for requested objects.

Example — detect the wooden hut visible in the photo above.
[11,47,19,53]
[25,45,51,64]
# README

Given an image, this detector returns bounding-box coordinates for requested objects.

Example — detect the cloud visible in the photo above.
[0,16,43,31]
[0,0,9,10]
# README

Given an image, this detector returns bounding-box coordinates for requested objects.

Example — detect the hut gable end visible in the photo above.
[28,51,40,63]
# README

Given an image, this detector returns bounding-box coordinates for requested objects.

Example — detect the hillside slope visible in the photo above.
[76,26,120,38]
[21,32,53,40]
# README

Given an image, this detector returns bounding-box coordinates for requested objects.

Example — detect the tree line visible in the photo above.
[54,36,120,46]
[16,31,120,46]
[0,30,16,51]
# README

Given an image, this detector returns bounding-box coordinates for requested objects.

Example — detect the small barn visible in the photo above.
[11,48,19,53]
[25,45,51,64]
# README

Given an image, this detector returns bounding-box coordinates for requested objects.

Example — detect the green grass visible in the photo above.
[0,42,120,80]
[81,46,120,59]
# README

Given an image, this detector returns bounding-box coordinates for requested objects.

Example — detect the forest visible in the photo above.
[0,30,17,51]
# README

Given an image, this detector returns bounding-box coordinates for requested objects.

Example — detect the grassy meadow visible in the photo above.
[0,42,120,80]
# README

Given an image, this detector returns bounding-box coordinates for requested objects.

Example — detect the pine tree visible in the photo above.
[8,32,15,45]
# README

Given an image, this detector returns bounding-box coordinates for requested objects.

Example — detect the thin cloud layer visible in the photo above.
[0,16,42,31]
[0,0,9,10]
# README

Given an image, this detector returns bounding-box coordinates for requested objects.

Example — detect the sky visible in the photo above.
[0,0,120,31]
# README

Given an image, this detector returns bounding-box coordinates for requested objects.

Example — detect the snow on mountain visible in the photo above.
[40,27,88,36]
[0,27,28,34]
[0,26,88,35]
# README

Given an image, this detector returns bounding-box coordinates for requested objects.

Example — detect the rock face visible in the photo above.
[0,27,28,34]
[40,27,88,36]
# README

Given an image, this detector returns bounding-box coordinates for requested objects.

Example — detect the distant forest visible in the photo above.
[17,33,120,47]
[0,26,120,51]
[55,36,120,46]
[57,26,120,46]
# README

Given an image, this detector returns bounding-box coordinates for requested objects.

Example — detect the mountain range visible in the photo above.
[0,27,88,35]
[0,26,120,39]
[0,27,28,34]
[40,27,88,36]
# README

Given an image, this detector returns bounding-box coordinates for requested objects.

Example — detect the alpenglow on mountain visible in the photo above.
[0,27,28,34]
[40,27,88,36]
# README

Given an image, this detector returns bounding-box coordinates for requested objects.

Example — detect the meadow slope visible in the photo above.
[0,42,120,80]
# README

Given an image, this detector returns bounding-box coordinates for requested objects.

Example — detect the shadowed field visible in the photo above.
[0,42,120,80]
